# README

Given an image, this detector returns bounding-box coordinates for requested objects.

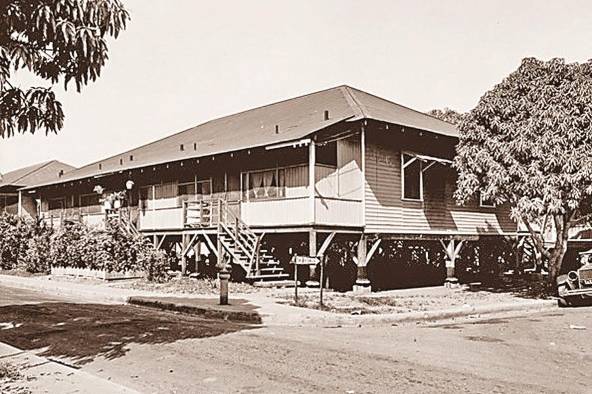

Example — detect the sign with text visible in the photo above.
[290,255,319,266]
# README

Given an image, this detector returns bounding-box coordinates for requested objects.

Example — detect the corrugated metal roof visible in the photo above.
[0,160,75,189]
[24,85,457,189]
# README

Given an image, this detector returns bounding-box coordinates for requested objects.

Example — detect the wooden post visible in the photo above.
[217,199,223,269]
[354,234,370,292]
[294,257,299,304]
[181,234,188,276]
[319,254,325,307]
[308,140,316,224]
[17,191,22,217]
[195,239,202,274]
[307,230,318,287]
[440,239,463,287]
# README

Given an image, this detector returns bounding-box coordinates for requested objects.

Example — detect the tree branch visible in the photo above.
[521,216,551,259]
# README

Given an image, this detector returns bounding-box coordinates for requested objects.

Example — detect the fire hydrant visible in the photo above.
[219,267,230,305]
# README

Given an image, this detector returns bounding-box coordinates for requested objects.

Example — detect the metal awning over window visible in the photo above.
[402,152,452,172]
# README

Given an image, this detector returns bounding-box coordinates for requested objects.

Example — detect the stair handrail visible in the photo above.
[246,232,265,276]
[218,199,266,276]
[220,199,257,241]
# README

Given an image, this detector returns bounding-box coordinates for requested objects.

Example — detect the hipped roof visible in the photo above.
[24,85,457,189]
[0,160,74,189]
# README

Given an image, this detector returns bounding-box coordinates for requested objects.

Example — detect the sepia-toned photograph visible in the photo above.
[1,1,591,393]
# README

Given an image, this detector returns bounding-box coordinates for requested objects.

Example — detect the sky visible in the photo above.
[1,0,592,172]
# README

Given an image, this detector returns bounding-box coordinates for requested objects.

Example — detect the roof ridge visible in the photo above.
[10,160,55,184]
[340,86,367,118]
[345,86,457,128]
[70,84,353,174]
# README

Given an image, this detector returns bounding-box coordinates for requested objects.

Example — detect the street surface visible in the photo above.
[0,284,590,393]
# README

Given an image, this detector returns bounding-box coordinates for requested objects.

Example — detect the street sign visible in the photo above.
[291,255,320,304]
[291,255,319,266]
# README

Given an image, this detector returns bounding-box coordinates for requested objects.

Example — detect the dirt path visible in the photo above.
[1,285,590,393]
[81,308,590,393]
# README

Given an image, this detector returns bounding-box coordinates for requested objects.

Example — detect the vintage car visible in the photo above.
[557,249,592,306]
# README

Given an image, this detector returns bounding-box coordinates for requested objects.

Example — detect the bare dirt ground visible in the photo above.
[1,285,591,393]
[277,283,551,315]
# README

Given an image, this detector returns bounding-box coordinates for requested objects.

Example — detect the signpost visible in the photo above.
[291,255,319,304]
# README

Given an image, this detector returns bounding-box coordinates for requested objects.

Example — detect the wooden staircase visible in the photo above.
[108,209,141,238]
[185,199,289,282]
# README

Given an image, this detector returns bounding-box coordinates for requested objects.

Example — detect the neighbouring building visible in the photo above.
[1,160,74,220]
[20,86,519,288]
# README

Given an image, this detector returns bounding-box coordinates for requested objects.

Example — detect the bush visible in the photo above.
[50,221,88,269]
[0,213,32,270]
[0,213,169,281]
[140,247,170,283]
[19,232,53,274]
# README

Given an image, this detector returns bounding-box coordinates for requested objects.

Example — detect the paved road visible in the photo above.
[0,285,590,393]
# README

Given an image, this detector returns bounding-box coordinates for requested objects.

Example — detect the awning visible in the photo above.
[402,152,453,172]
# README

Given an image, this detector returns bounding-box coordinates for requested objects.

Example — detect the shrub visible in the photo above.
[50,221,88,269]
[0,212,169,281]
[140,247,170,283]
[18,232,53,274]
[0,213,31,269]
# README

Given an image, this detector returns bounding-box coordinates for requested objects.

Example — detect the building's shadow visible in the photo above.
[0,302,258,366]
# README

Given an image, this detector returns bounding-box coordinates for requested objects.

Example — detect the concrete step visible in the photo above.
[258,267,285,273]
[247,273,289,280]
[252,279,295,288]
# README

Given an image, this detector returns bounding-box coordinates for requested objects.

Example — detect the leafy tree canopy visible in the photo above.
[0,0,129,138]
[427,107,464,125]
[454,57,592,285]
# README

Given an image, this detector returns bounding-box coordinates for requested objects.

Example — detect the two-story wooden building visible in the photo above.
[21,86,517,287]
[1,160,74,219]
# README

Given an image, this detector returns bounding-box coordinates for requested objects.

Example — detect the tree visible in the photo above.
[0,0,129,138]
[428,108,464,125]
[454,57,592,290]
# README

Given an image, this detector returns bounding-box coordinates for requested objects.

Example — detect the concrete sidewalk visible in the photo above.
[0,342,137,393]
[0,274,559,327]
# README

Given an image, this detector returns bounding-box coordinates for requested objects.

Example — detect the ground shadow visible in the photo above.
[0,302,258,366]
[465,275,551,300]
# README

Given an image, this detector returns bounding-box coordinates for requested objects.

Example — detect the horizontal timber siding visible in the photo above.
[364,127,516,235]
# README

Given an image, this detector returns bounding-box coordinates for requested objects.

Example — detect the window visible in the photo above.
[48,198,65,211]
[139,186,154,209]
[241,168,286,201]
[178,182,195,203]
[480,193,495,208]
[80,194,101,214]
[197,179,212,199]
[154,182,176,199]
[316,141,337,167]
[402,153,422,200]
[0,195,18,214]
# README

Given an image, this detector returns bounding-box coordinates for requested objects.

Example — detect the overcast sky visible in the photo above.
[1,0,591,172]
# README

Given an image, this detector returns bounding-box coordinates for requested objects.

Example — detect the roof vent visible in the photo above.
[180,144,184,151]
[275,125,279,134]
[324,110,330,121]
[98,163,102,170]
[129,155,134,161]
[58,170,64,178]
[193,142,197,150]
[119,158,123,165]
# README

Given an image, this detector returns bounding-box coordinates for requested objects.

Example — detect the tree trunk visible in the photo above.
[547,214,570,293]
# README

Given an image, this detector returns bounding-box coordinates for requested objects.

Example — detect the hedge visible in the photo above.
[0,213,169,282]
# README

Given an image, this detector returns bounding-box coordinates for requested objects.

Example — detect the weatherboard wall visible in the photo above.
[363,125,516,235]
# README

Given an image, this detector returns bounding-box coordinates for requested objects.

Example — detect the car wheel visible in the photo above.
[557,284,570,307]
